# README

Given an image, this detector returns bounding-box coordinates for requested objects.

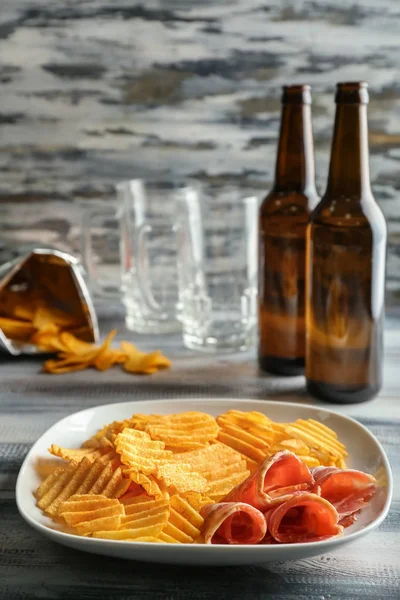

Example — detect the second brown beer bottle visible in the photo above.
[306,82,387,403]
[258,84,320,375]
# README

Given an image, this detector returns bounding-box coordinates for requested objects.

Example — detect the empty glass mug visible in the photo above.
[176,188,259,352]
[81,179,193,334]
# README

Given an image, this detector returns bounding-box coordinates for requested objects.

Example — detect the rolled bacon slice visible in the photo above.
[311,466,377,519]
[200,502,267,545]
[265,491,343,544]
[222,451,313,511]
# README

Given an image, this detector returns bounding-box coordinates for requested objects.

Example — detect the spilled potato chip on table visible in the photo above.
[0,288,170,375]
[32,408,373,545]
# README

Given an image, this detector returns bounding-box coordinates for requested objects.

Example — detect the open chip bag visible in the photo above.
[0,247,171,375]
[0,247,98,355]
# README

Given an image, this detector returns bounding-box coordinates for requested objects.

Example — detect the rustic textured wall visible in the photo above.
[0,0,399,306]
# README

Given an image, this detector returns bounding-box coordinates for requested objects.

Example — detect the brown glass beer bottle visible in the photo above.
[306,82,387,403]
[258,85,320,375]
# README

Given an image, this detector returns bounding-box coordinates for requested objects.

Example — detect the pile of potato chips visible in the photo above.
[35,409,348,542]
[0,286,171,375]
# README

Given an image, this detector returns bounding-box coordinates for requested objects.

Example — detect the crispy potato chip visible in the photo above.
[123,470,165,498]
[59,495,124,534]
[284,418,347,466]
[13,303,35,322]
[174,492,213,512]
[35,465,66,499]
[218,410,285,442]
[31,330,69,352]
[143,412,219,451]
[217,426,269,465]
[216,410,287,469]
[92,496,169,540]
[59,494,119,513]
[166,443,249,499]
[0,317,36,340]
[161,494,204,543]
[156,463,208,494]
[48,444,103,463]
[119,486,148,503]
[33,305,77,331]
[115,428,172,474]
[121,342,171,374]
[36,455,130,516]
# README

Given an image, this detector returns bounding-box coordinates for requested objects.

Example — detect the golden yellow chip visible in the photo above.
[218,410,285,442]
[59,495,124,534]
[168,443,244,473]
[48,444,103,463]
[122,470,164,498]
[0,317,36,340]
[155,463,208,494]
[161,494,204,543]
[284,418,348,467]
[217,423,269,465]
[32,305,77,331]
[121,342,171,374]
[177,492,214,512]
[144,412,219,451]
[36,455,130,516]
[271,438,310,455]
[166,443,249,499]
[31,331,69,352]
[35,465,66,499]
[115,428,172,474]
[93,496,169,540]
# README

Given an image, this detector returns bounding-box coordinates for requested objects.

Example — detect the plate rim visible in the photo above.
[16,397,393,553]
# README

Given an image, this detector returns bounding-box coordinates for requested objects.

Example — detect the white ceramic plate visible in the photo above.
[16,399,392,566]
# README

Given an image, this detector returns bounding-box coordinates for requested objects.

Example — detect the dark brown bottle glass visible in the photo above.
[258,85,320,375]
[306,82,387,403]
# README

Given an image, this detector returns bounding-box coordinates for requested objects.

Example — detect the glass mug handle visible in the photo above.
[80,206,121,299]
[135,223,178,321]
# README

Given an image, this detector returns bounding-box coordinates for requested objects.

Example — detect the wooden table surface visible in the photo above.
[1,317,399,600]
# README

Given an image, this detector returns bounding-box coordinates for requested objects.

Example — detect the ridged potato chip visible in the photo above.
[217,410,288,469]
[93,496,169,540]
[122,470,164,498]
[49,444,103,463]
[115,428,172,474]
[161,494,204,544]
[36,456,130,516]
[167,443,250,500]
[155,463,208,494]
[59,494,124,534]
[134,412,219,451]
[284,418,348,467]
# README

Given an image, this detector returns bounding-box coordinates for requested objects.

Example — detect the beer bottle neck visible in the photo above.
[326,103,372,198]
[274,103,316,194]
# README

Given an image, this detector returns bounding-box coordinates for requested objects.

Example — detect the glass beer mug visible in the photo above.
[81,179,192,334]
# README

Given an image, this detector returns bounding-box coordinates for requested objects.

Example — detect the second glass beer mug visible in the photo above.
[176,187,259,352]
[82,179,192,333]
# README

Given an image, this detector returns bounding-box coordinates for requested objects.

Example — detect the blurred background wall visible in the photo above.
[0,0,399,309]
